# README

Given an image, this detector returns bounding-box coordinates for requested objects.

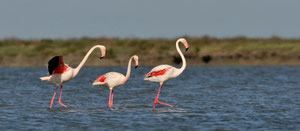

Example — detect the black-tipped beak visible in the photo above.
[100,57,104,59]
[135,66,138,69]
[185,47,189,52]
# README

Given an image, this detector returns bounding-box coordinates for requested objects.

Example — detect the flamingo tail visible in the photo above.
[40,76,50,81]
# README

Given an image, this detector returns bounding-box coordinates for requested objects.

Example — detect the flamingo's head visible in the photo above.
[99,46,106,59]
[178,38,189,51]
[133,55,139,69]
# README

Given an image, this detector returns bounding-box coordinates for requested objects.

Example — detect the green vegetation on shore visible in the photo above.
[1,36,300,66]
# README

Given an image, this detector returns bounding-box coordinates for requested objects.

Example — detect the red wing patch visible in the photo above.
[96,76,106,82]
[147,68,170,77]
[53,65,67,74]
[48,55,65,75]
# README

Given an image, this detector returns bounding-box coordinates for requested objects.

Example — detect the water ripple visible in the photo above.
[0,66,299,130]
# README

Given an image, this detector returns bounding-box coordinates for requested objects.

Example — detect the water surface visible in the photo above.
[0,66,299,130]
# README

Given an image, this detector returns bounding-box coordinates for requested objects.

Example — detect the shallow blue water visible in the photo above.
[0,66,299,130]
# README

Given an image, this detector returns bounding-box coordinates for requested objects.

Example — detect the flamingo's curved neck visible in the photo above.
[176,40,186,75]
[73,45,103,77]
[123,56,134,83]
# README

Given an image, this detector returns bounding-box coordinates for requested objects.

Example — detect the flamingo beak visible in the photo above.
[135,65,138,69]
[185,47,189,52]
[100,56,104,59]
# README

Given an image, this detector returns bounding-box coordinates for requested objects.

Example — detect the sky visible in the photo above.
[0,0,300,39]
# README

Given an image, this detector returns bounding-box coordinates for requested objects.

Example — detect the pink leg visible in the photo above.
[153,84,173,108]
[111,90,114,107]
[109,89,114,108]
[58,85,67,107]
[153,84,162,108]
[156,100,174,107]
[50,86,59,109]
[108,89,111,107]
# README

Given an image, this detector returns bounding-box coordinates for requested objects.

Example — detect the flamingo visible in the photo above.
[92,55,139,108]
[40,45,106,109]
[144,38,189,108]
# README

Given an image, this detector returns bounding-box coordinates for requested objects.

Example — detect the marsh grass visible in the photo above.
[1,36,300,66]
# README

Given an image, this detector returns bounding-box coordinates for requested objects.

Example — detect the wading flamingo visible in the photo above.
[144,38,189,108]
[92,55,139,108]
[40,45,106,109]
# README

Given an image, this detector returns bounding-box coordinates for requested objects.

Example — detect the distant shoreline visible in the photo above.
[1,36,300,66]
[1,54,300,67]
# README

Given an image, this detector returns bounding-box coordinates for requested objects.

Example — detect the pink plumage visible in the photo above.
[144,38,189,108]
[40,45,106,109]
[93,55,139,108]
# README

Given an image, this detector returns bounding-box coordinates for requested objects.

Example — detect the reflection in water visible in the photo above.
[154,108,186,113]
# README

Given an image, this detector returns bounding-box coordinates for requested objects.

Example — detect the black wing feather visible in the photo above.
[48,56,60,75]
